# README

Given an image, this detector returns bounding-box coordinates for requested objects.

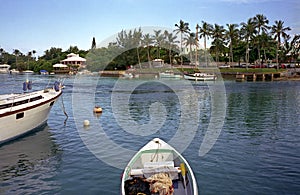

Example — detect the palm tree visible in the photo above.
[199,21,213,66]
[195,24,200,66]
[225,23,239,66]
[27,51,32,70]
[163,30,178,65]
[184,32,197,66]
[153,30,164,59]
[142,33,154,67]
[133,28,142,68]
[271,20,291,68]
[240,18,257,66]
[253,14,270,64]
[13,49,20,70]
[289,34,300,62]
[174,20,190,66]
[260,32,274,63]
[211,24,225,63]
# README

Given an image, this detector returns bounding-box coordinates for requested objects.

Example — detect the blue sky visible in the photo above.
[0,0,299,56]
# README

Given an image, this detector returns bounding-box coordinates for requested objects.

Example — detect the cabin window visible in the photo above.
[16,112,24,119]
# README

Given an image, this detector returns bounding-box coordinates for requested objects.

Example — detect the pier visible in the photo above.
[235,72,281,82]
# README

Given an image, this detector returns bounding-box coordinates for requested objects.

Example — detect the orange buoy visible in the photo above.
[93,106,102,113]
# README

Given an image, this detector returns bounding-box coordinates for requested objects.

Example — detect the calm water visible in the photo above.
[0,74,300,194]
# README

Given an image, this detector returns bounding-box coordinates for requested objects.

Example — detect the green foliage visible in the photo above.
[1,14,297,73]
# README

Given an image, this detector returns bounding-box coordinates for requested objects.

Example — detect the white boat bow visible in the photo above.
[0,81,63,144]
[121,138,198,195]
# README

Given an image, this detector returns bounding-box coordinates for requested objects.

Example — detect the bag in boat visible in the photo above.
[124,177,151,195]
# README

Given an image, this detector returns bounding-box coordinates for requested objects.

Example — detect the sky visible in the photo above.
[0,0,299,57]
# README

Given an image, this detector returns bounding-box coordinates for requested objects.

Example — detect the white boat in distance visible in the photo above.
[0,81,62,144]
[121,138,198,195]
[0,64,11,74]
[159,70,183,79]
[183,72,216,81]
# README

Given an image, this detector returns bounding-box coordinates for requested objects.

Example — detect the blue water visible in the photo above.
[0,74,300,194]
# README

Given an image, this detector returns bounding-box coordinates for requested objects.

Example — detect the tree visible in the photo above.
[153,30,164,59]
[142,33,153,67]
[289,34,300,62]
[13,49,20,70]
[225,23,239,65]
[133,28,142,68]
[199,21,213,66]
[174,19,190,65]
[184,32,197,66]
[27,51,32,70]
[211,24,226,63]
[0,48,4,63]
[163,30,178,65]
[241,18,257,66]
[32,50,36,61]
[271,20,291,68]
[91,37,96,50]
[253,14,270,64]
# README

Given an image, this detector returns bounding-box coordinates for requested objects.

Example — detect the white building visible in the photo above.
[61,53,86,69]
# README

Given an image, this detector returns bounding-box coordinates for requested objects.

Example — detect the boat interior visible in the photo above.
[124,150,194,195]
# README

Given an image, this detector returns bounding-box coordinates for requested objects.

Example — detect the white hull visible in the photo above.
[159,72,182,79]
[121,138,198,195]
[0,87,62,144]
[0,64,10,74]
[183,73,216,81]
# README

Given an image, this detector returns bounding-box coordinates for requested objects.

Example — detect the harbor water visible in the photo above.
[0,74,300,194]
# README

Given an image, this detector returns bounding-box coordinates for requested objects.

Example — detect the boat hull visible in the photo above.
[183,73,216,81]
[0,89,61,144]
[159,72,182,79]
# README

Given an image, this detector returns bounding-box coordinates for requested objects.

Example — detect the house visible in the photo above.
[53,63,69,74]
[60,53,86,73]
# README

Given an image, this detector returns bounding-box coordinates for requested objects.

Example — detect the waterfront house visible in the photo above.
[53,63,69,74]
[60,53,86,73]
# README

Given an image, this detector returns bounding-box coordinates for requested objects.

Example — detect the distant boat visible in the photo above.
[121,137,198,195]
[122,72,134,79]
[22,70,34,74]
[40,69,49,75]
[183,72,216,81]
[0,64,11,74]
[159,70,182,79]
[0,81,63,144]
[9,69,19,74]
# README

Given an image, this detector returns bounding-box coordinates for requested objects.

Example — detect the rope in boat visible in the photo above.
[150,140,161,162]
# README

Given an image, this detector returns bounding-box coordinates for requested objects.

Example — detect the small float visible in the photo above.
[93,106,102,113]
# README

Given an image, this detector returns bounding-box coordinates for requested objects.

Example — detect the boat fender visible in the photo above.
[28,81,32,90]
[23,82,27,91]
[54,81,60,92]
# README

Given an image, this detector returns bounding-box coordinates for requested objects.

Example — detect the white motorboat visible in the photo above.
[159,70,182,79]
[0,64,11,74]
[21,70,34,74]
[121,137,198,195]
[183,72,216,81]
[0,81,62,144]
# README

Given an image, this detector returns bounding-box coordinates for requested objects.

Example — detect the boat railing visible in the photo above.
[3,92,40,101]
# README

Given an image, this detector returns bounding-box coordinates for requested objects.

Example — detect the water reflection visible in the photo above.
[0,124,62,192]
